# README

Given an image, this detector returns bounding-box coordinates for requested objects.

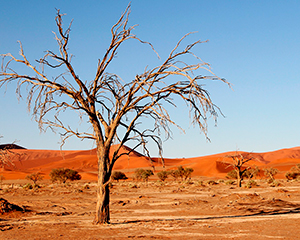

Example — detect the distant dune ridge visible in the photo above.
[1,144,300,180]
[0,144,26,150]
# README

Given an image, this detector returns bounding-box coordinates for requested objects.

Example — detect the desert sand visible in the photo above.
[1,145,300,239]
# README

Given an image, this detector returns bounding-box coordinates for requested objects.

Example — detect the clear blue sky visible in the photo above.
[1,0,299,157]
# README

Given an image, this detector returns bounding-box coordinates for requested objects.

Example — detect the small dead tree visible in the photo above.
[246,166,260,180]
[0,148,13,170]
[25,172,44,185]
[0,5,228,224]
[0,136,20,170]
[264,167,278,183]
[223,152,255,187]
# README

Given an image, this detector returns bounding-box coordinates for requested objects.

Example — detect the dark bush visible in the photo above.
[0,198,23,213]
[183,167,194,180]
[177,166,185,179]
[285,171,300,180]
[111,171,128,182]
[207,180,217,185]
[170,166,194,181]
[169,169,180,181]
[50,168,81,183]
[168,166,194,181]
[285,164,300,180]
[157,170,169,181]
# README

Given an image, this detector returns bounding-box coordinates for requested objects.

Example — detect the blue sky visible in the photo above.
[1,1,299,157]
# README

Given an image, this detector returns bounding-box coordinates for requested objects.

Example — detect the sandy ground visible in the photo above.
[1,178,300,239]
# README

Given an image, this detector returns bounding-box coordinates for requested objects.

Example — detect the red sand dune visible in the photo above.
[1,145,300,180]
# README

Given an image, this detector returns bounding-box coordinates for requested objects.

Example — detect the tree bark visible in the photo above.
[237,175,242,187]
[236,169,242,188]
[94,146,111,224]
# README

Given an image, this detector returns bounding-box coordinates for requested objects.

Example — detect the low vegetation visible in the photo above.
[245,179,258,188]
[111,171,128,182]
[285,164,300,180]
[223,153,256,187]
[226,167,260,187]
[225,180,235,185]
[169,166,194,181]
[49,168,81,183]
[206,180,218,185]
[25,172,44,185]
[157,170,169,182]
[264,167,279,183]
[135,169,154,182]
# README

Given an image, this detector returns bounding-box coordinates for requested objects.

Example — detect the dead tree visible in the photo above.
[0,136,19,170]
[0,5,229,224]
[264,167,278,182]
[223,152,255,187]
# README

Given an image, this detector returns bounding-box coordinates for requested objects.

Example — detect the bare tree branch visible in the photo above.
[0,5,229,224]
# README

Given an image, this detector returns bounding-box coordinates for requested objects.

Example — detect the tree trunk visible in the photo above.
[94,146,111,224]
[237,170,242,188]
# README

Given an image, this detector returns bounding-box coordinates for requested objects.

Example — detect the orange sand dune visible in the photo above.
[2,145,300,180]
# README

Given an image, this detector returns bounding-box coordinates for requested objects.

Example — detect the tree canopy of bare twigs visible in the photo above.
[0,136,18,169]
[223,152,256,187]
[264,167,278,182]
[0,5,229,224]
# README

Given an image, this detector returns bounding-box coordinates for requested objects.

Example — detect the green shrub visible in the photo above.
[23,183,40,189]
[207,180,217,185]
[169,166,194,181]
[270,180,280,187]
[225,180,235,185]
[196,180,205,186]
[169,169,180,181]
[157,170,169,181]
[155,180,165,187]
[183,180,193,185]
[226,170,237,179]
[248,166,260,179]
[129,183,138,188]
[23,183,33,189]
[242,169,253,179]
[25,172,44,184]
[264,167,278,182]
[245,180,258,188]
[50,168,81,183]
[177,166,185,179]
[111,171,128,182]
[135,169,154,182]
[183,167,194,180]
